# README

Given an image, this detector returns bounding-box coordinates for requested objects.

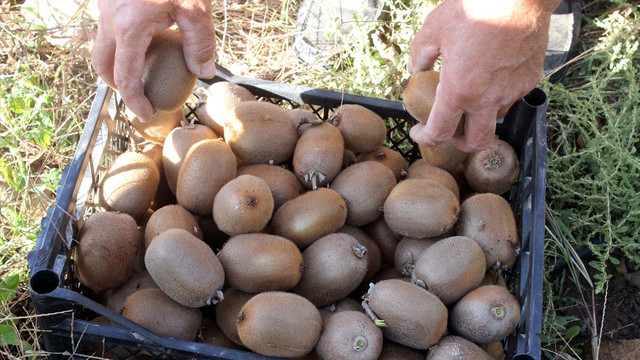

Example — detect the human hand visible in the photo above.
[91,0,216,122]
[408,0,560,152]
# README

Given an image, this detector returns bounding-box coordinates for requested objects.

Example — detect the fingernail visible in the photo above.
[200,60,216,78]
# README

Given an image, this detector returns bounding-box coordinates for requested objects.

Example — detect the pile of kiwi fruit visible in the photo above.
[77,30,527,360]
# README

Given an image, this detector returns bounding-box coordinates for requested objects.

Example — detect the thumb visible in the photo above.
[175,3,217,79]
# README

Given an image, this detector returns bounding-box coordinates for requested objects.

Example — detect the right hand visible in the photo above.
[91,0,217,122]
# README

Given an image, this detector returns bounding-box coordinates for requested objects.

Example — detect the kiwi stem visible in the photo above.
[207,290,225,305]
[352,244,367,258]
[352,335,368,352]
[361,299,387,327]
[328,113,340,126]
[490,305,507,320]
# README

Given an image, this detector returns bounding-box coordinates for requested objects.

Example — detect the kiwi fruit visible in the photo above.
[481,270,508,288]
[98,151,160,221]
[197,318,243,350]
[338,225,382,281]
[418,142,469,173]
[365,279,447,350]
[271,187,347,248]
[480,341,506,360]
[357,146,409,182]
[129,107,183,144]
[237,291,322,358]
[426,335,494,360]
[237,164,304,210]
[362,217,402,266]
[145,228,225,307]
[142,29,197,112]
[105,270,158,314]
[74,212,139,292]
[383,179,460,239]
[163,123,219,194]
[456,193,520,270]
[291,232,369,307]
[218,233,303,293]
[463,138,519,195]
[316,310,383,360]
[411,236,486,305]
[378,340,425,360]
[406,161,460,199]
[403,70,465,137]
[331,161,397,226]
[138,143,175,209]
[215,288,254,346]
[213,174,274,235]
[343,148,357,169]
[144,204,202,248]
[293,121,344,189]
[402,70,439,124]
[122,288,202,341]
[289,108,322,135]
[449,285,521,344]
[176,139,237,216]
[393,237,437,277]
[197,81,255,136]
[224,101,299,165]
[319,297,363,322]
[329,104,386,154]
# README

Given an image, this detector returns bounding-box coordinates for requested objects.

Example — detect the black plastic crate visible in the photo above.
[28,65,548,359]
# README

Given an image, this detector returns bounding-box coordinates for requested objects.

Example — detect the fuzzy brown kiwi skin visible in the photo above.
[378,340,425,360]
[236,291,322,358]
[357,146,409,182]
[456,193,520,270]
[362,217,402,266]
[217,233,303,293]
[215,288,254,346]
[366,279,448,350]
[162,124,219,194]
[224,101,299,166]
[330,104,387,154]
[198,318,243,350]
[426,335,494,360]
[144,204,202,248]
[418,142,470,173]
[144,228,225,308]
[271,187,347,249]
[293,122,344,189]
[175,139,237,216]
[75,212,139,293]
[330,161,397,227]
[237,164,304,211]
[122,288,202,342]
[449,285,521,344]
[383,178,460,239]
[338,225,382,282]
[291,233,369,307]
[393,237,438,277]
[318,297,363,323]
[98,152,160,221]
[464,138,519,195]
[316,311,383,360]
[406,161,460,199]
[142,29,196,112]
[411,236,487,305]
[213,174,274,236]
[197,81,255,136]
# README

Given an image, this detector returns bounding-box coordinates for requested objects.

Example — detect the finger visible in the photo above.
[113,33,154,121]
[409,123,437,147]
[421,83,465,141]
[408,14,441,73]
[450,108,498,153]
[175,3,217,79]
[91,25,117,89]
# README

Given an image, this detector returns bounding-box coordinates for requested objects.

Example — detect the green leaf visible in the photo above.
[0,273,20,304]
[610,257,620,265]
[565,325,581,339]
